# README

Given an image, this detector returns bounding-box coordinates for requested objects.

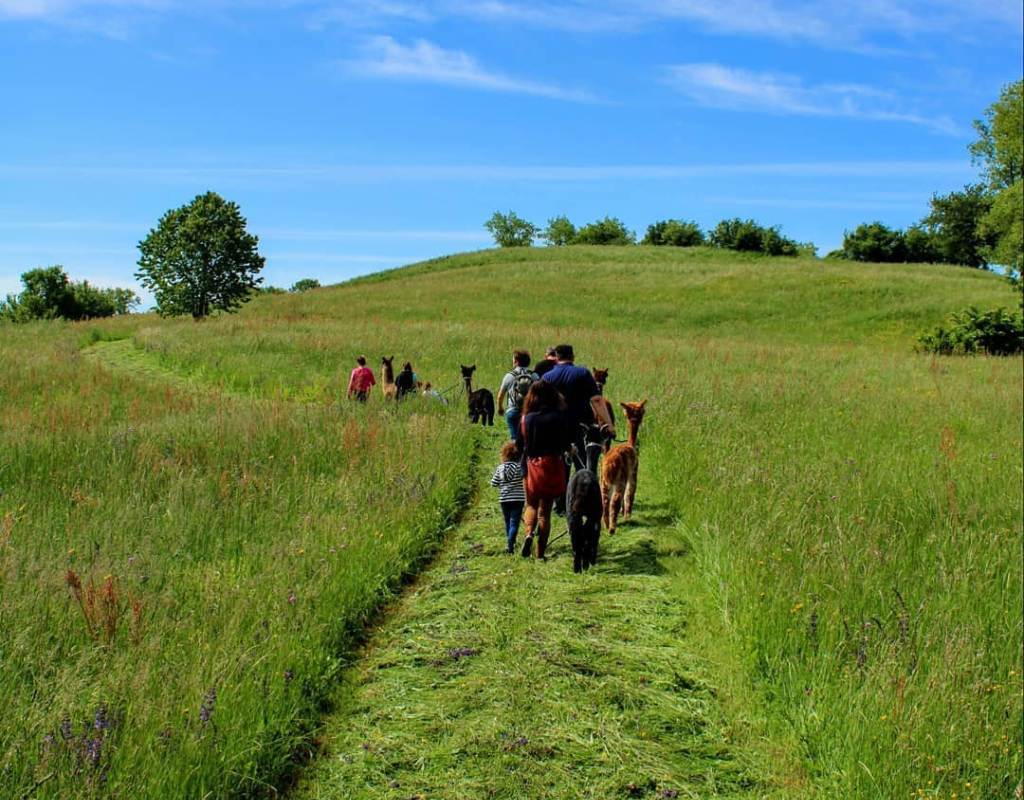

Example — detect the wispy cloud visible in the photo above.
[0,160,974,183]
[343,36,597,102]
[665,62,959,134]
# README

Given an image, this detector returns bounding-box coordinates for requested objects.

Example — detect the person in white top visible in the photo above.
[496,349,538,447]
[490,440,526,553]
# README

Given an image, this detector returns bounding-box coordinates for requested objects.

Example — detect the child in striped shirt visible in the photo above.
[490,440,526,554]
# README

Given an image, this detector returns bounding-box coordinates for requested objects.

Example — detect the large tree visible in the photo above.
[923,184,996,269]
[970,80,1023,278]
[136,192,265,319]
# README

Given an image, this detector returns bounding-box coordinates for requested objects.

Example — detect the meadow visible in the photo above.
[0,246,1020,798]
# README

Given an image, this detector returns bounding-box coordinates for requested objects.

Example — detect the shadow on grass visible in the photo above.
[598,536,669,576]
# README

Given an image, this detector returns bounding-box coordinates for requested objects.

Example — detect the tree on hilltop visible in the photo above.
[290,278,321,292]
[574,216,635,245]
[485,211,537,247]
[541,215,577,246]
[136,192,265,319]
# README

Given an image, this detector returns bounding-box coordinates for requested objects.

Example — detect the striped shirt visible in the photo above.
[490,461,526,503]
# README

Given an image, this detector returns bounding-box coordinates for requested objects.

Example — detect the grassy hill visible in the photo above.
[0,246,1020,798]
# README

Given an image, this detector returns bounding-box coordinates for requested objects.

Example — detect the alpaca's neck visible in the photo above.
[383,365,394,384]
[595,382,605,395]
[626,419,642,449]
[585,446,601,473]
[463,376,473,392]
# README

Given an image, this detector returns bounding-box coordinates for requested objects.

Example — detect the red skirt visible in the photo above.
[525,454,566,505]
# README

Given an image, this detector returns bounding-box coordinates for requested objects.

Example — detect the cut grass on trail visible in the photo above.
[298,471,803,800]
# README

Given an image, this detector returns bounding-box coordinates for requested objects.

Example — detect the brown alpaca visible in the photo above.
[380,356,397,400]
[590,367,616,451]
[600,400,646,535]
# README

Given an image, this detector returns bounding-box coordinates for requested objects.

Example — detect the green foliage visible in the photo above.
[289,278,321,293]
[643,219,705,247]
[484,210,537,247]
[257,285,287,295]
[541,214,577,246]
[923,184,996,268]
[917,305,1023,355]
[1,265,138,322]
[710,218,799,256]
[970,79,1022,192]
[574,216,635,245]
[903,224,939,263]
[840,221,908,263]
[136,192,265,319]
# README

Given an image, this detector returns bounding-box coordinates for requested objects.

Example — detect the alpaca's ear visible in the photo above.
[640,398,647,407]
[470,364,476,371]
[620,402,631,412]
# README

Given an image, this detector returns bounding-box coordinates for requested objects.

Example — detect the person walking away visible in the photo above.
[347,356,376,401]
[533,346,558,378]
[395,361,416,400]
[497,349,538,447]
[490,440,526,554]
[541,343,600,468]
[519,381,570,560]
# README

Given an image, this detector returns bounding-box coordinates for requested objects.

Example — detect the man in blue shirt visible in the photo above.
[541,343,601,516]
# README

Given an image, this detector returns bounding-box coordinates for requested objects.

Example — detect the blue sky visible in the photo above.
[1,1,1021,302]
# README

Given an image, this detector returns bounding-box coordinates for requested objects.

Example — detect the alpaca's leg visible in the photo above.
[608,487,621,534]
[624,462,638,518]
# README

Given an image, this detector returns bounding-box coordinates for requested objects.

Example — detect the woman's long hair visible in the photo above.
[521,380,566,416]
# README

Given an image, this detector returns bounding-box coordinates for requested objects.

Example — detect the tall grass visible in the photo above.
[0,320,477,798]
[1,246,1019,797]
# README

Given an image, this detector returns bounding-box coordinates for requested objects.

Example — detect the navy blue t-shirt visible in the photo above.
[541,362,599,427]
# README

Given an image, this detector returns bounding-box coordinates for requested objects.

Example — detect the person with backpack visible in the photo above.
[347,355,376,402]
[497,350,538,446]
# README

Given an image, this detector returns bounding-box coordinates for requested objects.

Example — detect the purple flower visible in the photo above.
[85,736,103,768]
[287,591,297,605]
[42,733,56,749]
[94,705,110,731]
[199,688,217,725]
[284,670,294,683]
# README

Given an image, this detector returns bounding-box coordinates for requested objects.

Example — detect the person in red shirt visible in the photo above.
[347,356,376,401]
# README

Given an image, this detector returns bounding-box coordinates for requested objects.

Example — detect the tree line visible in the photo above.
[485,212,816,257]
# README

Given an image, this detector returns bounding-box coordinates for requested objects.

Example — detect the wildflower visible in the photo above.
[284,670,294,682]
[42,733,56,749]
[199,688,216,725]
[85,736,103,768]
[94,705,110,731]
[287,591,297,605]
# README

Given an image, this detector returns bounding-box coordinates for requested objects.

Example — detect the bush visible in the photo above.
[484,211,537,247]
[840,222,908,263]
[290,278,321,292]
[643,219,705,247]
[574,216,635,246]
[904,224,940,263]
[541,215,576,246]
[917,306,1023,355]
[710,218,800,256]
[1,266,138,323]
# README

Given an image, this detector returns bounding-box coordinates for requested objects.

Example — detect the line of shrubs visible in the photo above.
[485,211,815,257]
[1,266,138,323]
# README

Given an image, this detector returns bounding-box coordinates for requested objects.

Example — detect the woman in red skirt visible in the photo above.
[519,381,570,559]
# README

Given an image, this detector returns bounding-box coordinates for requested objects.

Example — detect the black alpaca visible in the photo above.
[566,422,608,573]
[460,364,494,426]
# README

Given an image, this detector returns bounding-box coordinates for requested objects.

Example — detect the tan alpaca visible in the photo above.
[380,356,397,400]
[600,400,646,534]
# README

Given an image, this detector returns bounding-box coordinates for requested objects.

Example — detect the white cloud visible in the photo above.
[344,36,598,102]
[665,62,959,134]
[0,159,974,183]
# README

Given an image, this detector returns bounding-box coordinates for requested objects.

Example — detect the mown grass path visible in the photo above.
[82,337,799,799]
[296,473,799,800]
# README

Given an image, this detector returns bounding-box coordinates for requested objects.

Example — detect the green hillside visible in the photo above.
[1,246,1020,799]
